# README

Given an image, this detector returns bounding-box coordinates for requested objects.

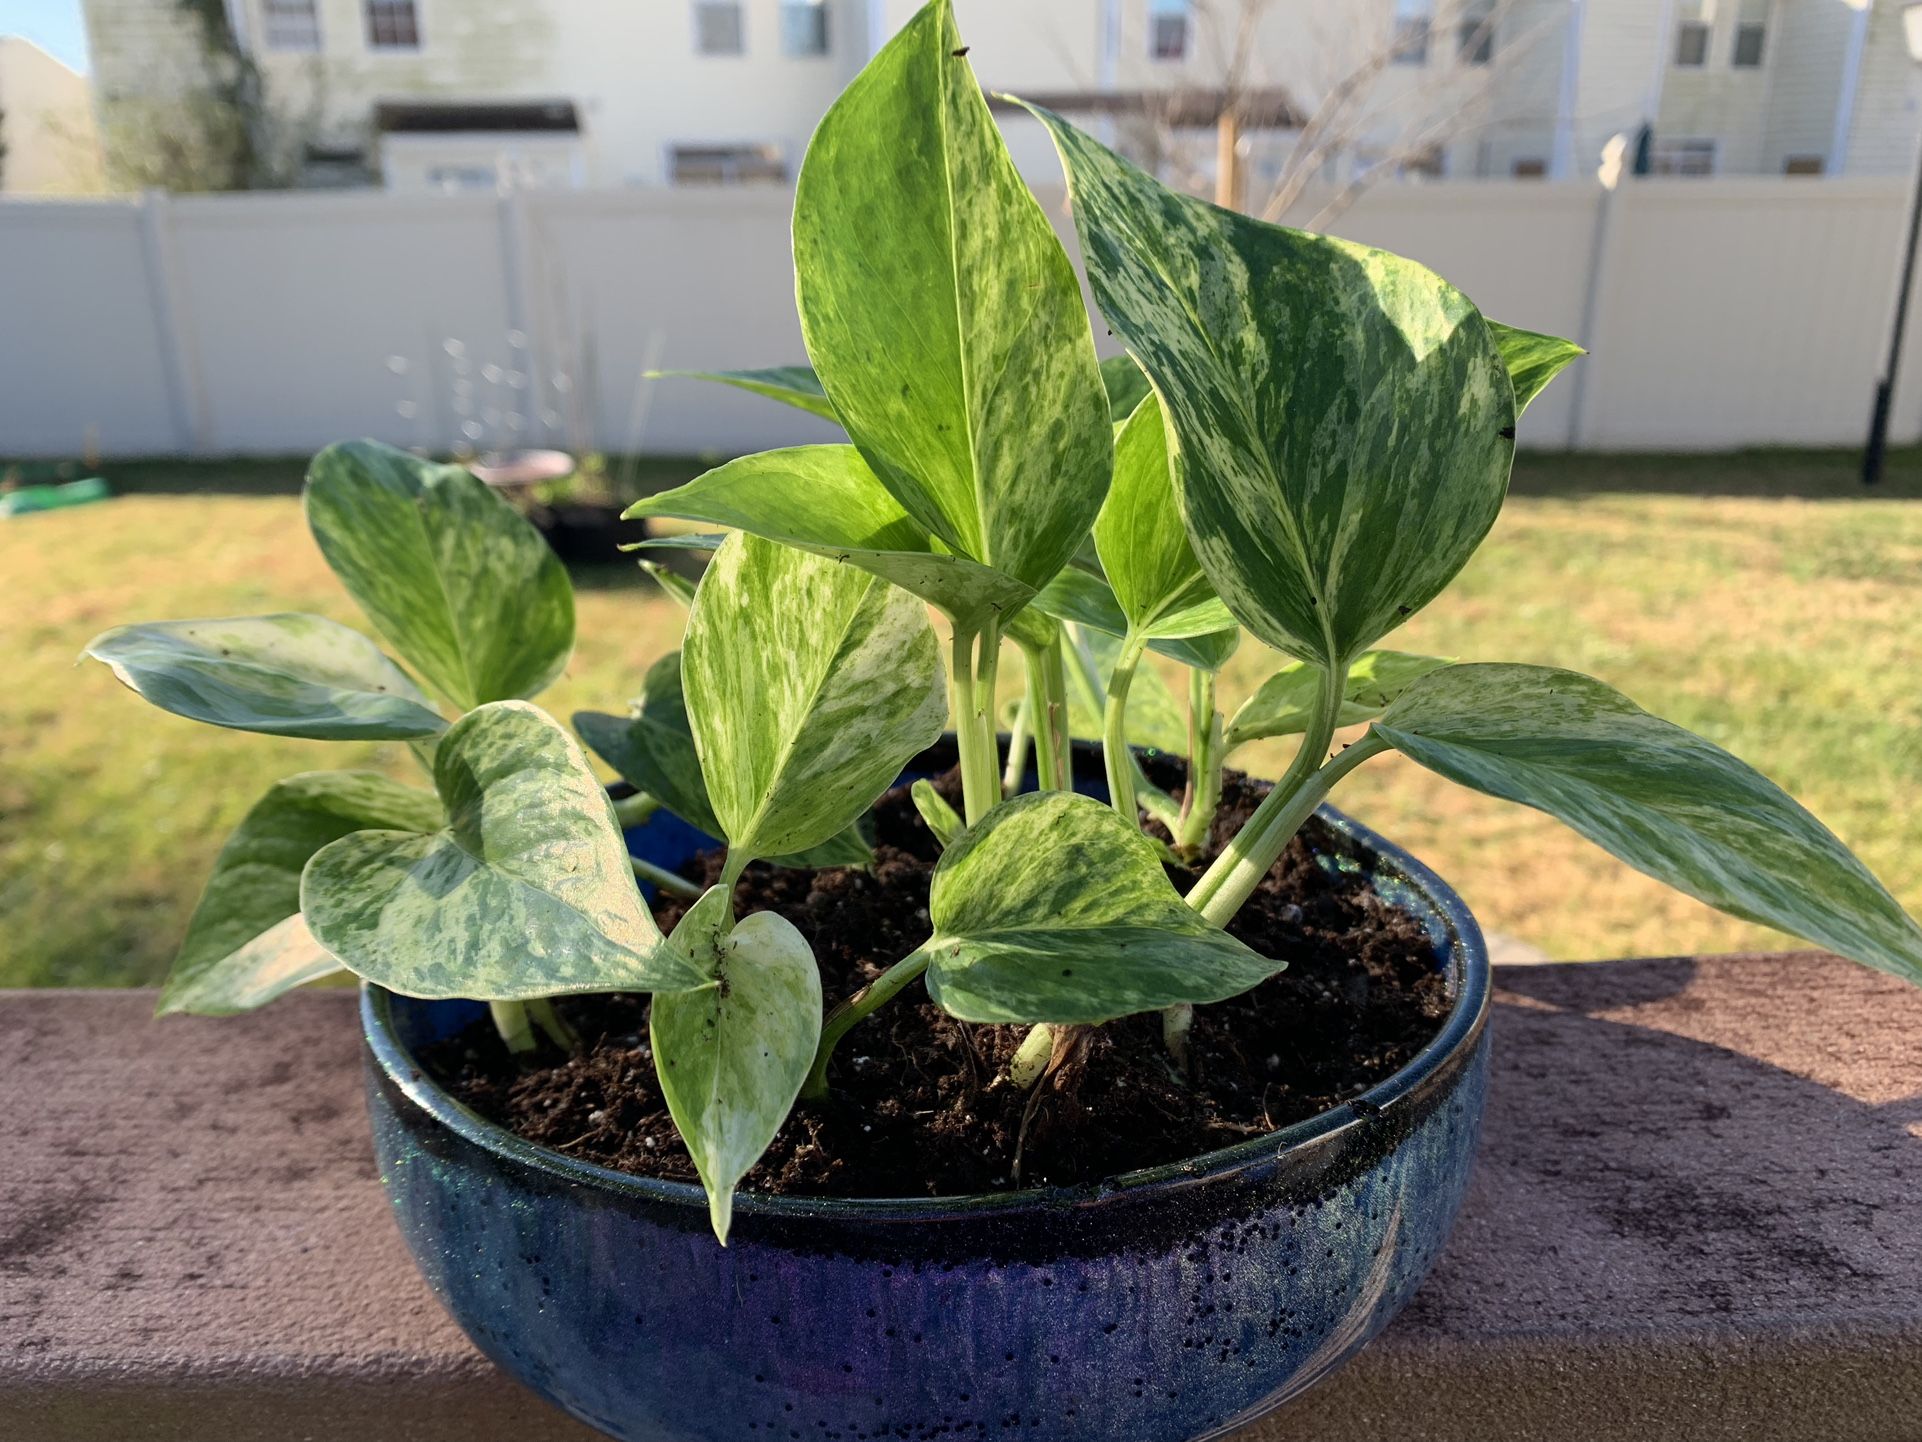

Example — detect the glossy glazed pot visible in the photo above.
[362,743,1490,1442]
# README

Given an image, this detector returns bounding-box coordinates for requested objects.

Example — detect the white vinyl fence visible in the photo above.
[3,177,1921,459]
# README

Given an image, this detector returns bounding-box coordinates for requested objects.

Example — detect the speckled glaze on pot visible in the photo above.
[362,744,1490,1442]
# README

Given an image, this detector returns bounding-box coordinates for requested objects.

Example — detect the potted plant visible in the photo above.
[86,6,1922,1440]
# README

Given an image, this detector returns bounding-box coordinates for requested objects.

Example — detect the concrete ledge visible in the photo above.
[3,953,1919,1442]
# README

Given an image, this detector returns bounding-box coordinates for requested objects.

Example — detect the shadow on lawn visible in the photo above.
[1511,445,1922,501]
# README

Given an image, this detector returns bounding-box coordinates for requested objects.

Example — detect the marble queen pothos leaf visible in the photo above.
[1024,101,1514,670]
[574,652,873,871]
[794,0,1111,596]
[1224,649,1453,752]
[159,771,443,1015]
[304,439,575,711]
[922,791,1280,1024]
[302,701,704,998]
[625,446,1032,631]
[1375,664,1922,985]
[683,532,948,865]
[652,366,840,421]
[651,885,822,1244]
[1485,321,1584,415]
[1033,567,1238,674]
[84,613,447,741]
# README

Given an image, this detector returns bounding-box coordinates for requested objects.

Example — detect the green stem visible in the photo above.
[1035,637,1071,791]
[1174,668,1224,854]
[1185,662,1354,926]
[1187,722,1385,929]
[489,1000,536,1056]
[527,997,578,1051]
[1002,692,1033,798]
[632,854,703,900]
[1102,633,1149,824]
[800,947,932,1100]
[611,791,661,829]
[1008,1022,1055,1088]
[951,626,998,826]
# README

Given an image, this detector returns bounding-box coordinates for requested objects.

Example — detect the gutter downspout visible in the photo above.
[1831,0,1874,176]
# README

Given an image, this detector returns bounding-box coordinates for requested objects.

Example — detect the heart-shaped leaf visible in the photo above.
[303,701,705,998]
[1025,102,1513,669]
[1096,395,1236,644]
[921,791,1280,1023]
[1375,664,1922,984]
[159,771,442,1015]
[795,0,1111,594]
[575,654,874,870]
[85,614,446,740]
[684,533,948,865]
[1225,650,1453,751]
[653,366,839,421]
[627,447,1031,630]
[652,885,822,1243]
[1486,321,1583,415]
[1034,567,1238,673]
[305,440,575,711]
[1100,354,1152,421]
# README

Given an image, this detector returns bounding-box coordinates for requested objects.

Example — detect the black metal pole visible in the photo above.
[1865,124,1922,485]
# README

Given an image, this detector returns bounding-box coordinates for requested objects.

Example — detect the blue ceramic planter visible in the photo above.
[362,744,1490,1442]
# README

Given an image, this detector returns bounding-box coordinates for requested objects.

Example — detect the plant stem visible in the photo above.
[611,792,661,829]
[1002,692,1033,798]
[951,626,999,826]
[1174,668,1224,855]
[1102,632,1149,824]
[1008,1022,1055,1088]
[1184,662,1356,927]
[800,947,932,1100]
[1033,637,1071,791]
[1065,626,1179,821]
[631,854,703,900]
[489,1000,536,1056]
[527,997,578,1051]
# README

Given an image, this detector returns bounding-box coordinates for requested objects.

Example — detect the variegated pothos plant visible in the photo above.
[93,1,1922,1243]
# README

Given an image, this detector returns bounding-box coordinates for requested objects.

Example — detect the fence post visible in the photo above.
[137,189,213,454]
[1566,176,1628,452]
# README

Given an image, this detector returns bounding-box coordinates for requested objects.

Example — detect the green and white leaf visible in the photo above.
[1025,102,1513,669]
[1035,566,1237,673]
[684,533,947,864]
[303,701,704,998]
[575,654,873,870]
[1096,394,1236,643]
[1485,320,1584,415]
[305,439,575,711]
[640,560,698,609]
[626,446,1030,630]
[652,366,839,421]
[159,771,442,1015]
[1225,650,1453,751]
[84,614,446,741]
[921,791,1280,1023]
[794,1,1111,593]
[1374,664,1922,984]
[652,885,822,1243]
[1100,353,1152,421]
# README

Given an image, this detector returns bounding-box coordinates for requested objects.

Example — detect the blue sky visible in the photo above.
[6,0,90,72]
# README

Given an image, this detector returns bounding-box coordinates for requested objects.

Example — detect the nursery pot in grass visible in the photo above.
[361,739,1491,1442]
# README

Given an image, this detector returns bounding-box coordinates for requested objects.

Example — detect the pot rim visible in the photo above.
[362,804,1489,1224]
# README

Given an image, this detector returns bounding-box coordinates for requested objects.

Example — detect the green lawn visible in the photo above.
[5,447,1921,987]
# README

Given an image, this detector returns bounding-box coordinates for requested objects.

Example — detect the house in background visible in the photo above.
[0,37,103,194]
[69,0,1922,195]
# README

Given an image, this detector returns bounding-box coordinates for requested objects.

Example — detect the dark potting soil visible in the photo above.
[424,766,1450,1198]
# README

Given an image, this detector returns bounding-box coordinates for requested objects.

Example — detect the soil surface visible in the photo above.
[425,765,1449,1198]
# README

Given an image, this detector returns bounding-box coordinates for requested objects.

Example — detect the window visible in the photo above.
[670,143,787,184]
[781,0,829,55]
[1458,5,1495,65]
[427,163,499,192]
[694,1,744,55]
[263,0,320,51]
[1674,20,1709,66]
[1512,157,1548,178]
[1733,21,1766,66]
[1650,138,1716,176]
[1392,0,1431,64]
[1149,0,1190,60]
[1783,154,1825,175]
[364,0,419,49]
